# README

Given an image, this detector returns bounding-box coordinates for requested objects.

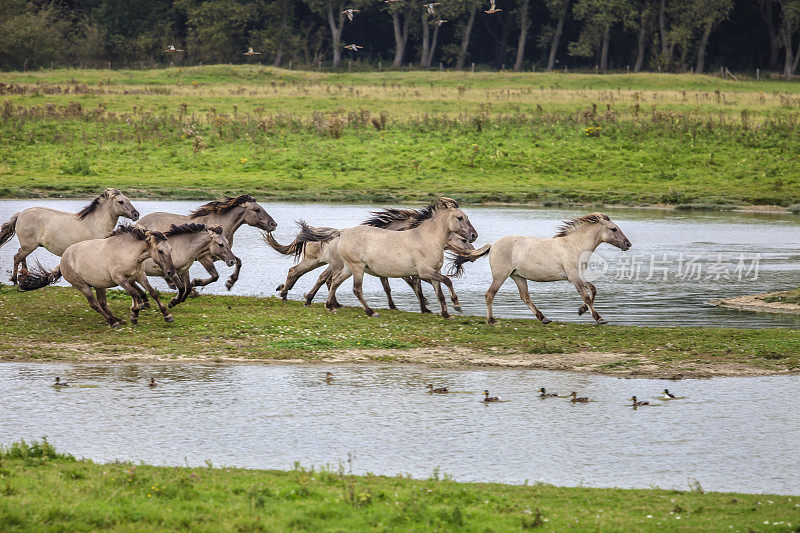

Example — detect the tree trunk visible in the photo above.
[513,0,530,71]
[659,0,668,57]
[793,30,800,73]
[427,24,441,65]
[546,1,568,71]
[421,12,431,67]
[274,6,289,67]
[392,8,411,67]
[695,20,712,73]
[326,0,344,67]
[782,12,794,75]
[493,14,510,67]
[599,25,610,72]
[634,1,649,72]
[456,4,479,69]
[759,0,780,70]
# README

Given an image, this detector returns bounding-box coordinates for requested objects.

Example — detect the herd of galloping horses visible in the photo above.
[0,189,632,327]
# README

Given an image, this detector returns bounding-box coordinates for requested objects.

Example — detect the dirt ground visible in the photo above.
[712,293,800,315]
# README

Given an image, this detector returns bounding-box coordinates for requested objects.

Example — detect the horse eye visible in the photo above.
[117,200,124,204]
[457,216,463,220]
[611,227,618,232]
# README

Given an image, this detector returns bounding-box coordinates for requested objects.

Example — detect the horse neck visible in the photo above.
[173,232,211,266]
[562,225,604,254]
[117,236,150,263]
[84,199,119,233]
[383,218,413,231]
[198,208,245,242]
[414,211,451,249]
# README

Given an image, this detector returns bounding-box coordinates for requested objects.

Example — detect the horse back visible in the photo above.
[137,212,190,233]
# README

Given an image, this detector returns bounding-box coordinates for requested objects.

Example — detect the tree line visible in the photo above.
[2,0,800,75]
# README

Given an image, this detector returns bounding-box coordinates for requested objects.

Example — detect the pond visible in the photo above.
[1,362,798,495]
[1,200,799,327]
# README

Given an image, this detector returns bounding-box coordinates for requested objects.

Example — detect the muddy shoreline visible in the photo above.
[712,292,800,315]
[2,344,793,379]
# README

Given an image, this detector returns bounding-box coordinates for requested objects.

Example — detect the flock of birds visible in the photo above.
[163,0,501,57]
[52,373,680,408]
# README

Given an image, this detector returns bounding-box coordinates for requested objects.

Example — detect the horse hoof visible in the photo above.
[389,305,398,310]
[111,322,122,329]
[454,306,462,313]
[165,315,174,323]
[441,313,452,319]
[188,290,200,298]
[367,311,380,318]
[578,307,587,316]
[541,318,551,325]
[596,318,607,325]
[225,283,234,291]
[168,300,177,308]
[276,284,285,291]
[486,319,496,325]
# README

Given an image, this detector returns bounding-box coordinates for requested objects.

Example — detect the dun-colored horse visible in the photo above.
[137,195,276,291]
[0,188,139,284]
[294,198,477,318]
[447,213,631,324]
[18,226,177,327]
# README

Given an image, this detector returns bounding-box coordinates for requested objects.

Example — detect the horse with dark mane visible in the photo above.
[18,225,177,328]
[137,195,277,292]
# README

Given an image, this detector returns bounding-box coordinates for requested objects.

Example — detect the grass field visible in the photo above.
[1,284,797,375]
[1,65,799,206]
[1,439,798,532]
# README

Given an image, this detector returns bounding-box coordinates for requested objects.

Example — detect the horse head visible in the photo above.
[146,230,177,281]
[207,225,236,267]
[597,214,631,251]
[243,200,278,232]
[106,189,139,221]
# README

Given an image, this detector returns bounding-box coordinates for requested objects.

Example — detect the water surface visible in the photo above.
[1,362,798,495]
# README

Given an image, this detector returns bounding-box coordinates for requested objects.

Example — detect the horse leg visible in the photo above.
[351,267,378,317]
[191,255,220,289]
[81,286,122,327]
[224,255,242,291]
[484,275,507,325]
[304,265,332,306]
[380,277,397,310]
[406,277,432,314]
[138,275,174,323]
[114,277,144,324]
[418,269,451,318]
[510,274,550,324]
[11,245,36,284]
[568,274,606,324]
[578,282,597,316]
[279,259,323,300]
[170,271,190,307]
[326,266,351,312]
[131,280,150,308]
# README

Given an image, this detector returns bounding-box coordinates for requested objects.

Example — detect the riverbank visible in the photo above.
[1,440,796,532]
[1,285,797,377]
[2,66,800,207]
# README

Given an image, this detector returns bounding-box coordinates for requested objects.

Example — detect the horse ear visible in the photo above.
[169,224,180,232]
[211,225,223,234]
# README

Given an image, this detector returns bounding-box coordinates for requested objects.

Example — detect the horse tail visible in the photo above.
[17,262,62,291]
[446,243,491,277]
[261,231,297,256]
[290,221,340,259]
[0,213,18,248]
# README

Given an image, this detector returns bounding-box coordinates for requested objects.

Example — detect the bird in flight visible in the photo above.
[243,47,261,56]
[485,0,501,13]
[344,44,363,51]
[165,45,184,52]
[435,19,448,26]
[341,8,360,21]
[423,2,441,15]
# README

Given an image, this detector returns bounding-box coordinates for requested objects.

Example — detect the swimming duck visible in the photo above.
[243,47,262,56]
[165,45,184,53]
[324,371,334,382]
[149,378,157,388]
[344,44,363,51]
[341,8,360,21]
[483,390,501,402]
[662,388,676,399]
[539,387,558,398]
[53,377,69,387]
[423,2,440,15]
[434,19,448,26]
[485,0,501,13]
[427,384,449,393]
[569,391,588,403]
[630,396,649,407]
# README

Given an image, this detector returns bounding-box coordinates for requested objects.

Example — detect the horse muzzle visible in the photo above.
[261,220,278,232]
[621,241,632,251]
[129,211,140,221]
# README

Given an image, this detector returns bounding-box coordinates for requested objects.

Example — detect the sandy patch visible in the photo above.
[711,293,800,315]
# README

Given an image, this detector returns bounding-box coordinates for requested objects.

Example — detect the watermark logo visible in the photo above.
[579,251,608,282]
[578,252,760,282]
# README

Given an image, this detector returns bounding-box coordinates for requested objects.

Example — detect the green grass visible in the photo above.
[1,439,798,532]
[1,65,799,206]
[763,289,800,305]
[1,284,798,374]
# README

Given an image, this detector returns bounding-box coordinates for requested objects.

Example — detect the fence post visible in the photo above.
[439,62,443,71]
[471,62,474,72]
[348,60,352,72]
[378,61,381,72]
[756,68,760,80]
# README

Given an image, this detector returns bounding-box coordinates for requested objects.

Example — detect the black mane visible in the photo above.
[189,195,256,218]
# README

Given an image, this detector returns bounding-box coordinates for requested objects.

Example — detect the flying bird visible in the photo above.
[341,8,360,21]
[485,0,501,13]
[165,45,184,53]
[384,0,400,3]
[344,44,363,51]
[435,19,448,26]
[243,47,261,56]
[423,2,441,15]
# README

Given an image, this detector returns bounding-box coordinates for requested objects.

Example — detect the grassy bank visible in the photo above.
[1,440,797,532]
[1,66,799,206]
[0,284,798,376]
